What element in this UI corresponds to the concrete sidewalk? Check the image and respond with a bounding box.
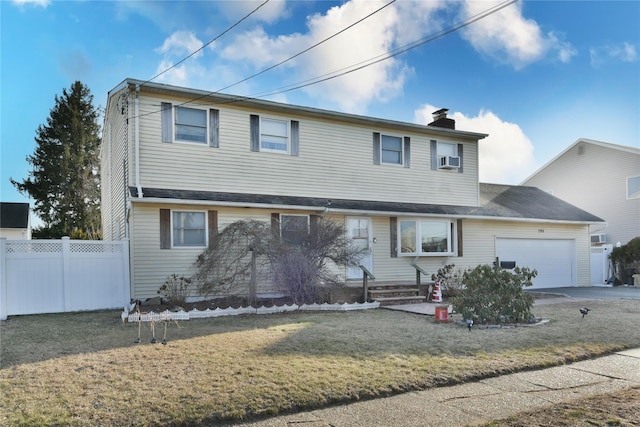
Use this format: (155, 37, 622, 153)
(230, 348, 640, 427)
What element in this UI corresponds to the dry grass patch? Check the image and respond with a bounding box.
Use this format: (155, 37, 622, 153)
(483, 386, 640, 427)
(1, 299, 639, 426)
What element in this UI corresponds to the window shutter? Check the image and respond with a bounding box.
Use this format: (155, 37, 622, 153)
(250, 114, 260, 152)
(208, 210, 218, 247)
(457, 219, 463, 257)
(403, 137, 411, 168)
(209, 109, 219, 148)
(310, 214, 319, 241)
(430, 140, 438, 170)
(373, 132, 381, 165)
(160, 209, 171, 249)
(291, 120, 299, 156)
(457, 144, 464, 173)
(161, 102, 173, 143)
(389, 217, 398, 258)
(271, 213, 280, 237)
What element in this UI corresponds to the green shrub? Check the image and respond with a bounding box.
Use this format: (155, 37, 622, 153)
(610, 237, 640, 276)
(452, 264, 537, 324)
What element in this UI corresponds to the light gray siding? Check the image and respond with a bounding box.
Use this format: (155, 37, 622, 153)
(135, 93, 480, 207)
(524, 140, 640, 246)
(129, 205, 593, 298)
(101, 87, 132, 241)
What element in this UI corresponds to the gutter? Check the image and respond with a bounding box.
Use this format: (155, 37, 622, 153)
(134, 85, 143, 198)
(128, 196, 601, 225)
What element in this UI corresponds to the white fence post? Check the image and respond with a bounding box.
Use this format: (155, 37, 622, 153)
(61, 236, 71, 312)
(121, 239, 131, 309)
(1, 238, 7, 321)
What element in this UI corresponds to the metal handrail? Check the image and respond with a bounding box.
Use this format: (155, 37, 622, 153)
(359, 264, 376, 302)
(410, 257, 430, 287)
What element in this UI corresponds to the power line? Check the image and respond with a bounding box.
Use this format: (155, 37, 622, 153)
(215, 0, 397, 94)
(250, 0, 518, 99)
(137, 0, 270, 88)
(133, 0, 518, 118)
(135, 0, 396, 118)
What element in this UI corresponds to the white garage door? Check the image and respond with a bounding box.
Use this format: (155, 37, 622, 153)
(496, 238, 576, 289)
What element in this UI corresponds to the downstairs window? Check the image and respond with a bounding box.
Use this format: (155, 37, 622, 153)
(399, 219, 456, 256)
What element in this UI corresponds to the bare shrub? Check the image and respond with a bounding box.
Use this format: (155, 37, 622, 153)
(431, 264, 467, 297)
(193, 220, 271, 305)
(157, 274, 192, 307)
(193, 217, 367, 305)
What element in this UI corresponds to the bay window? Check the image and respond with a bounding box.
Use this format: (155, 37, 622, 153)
(399, 219, 456, 256)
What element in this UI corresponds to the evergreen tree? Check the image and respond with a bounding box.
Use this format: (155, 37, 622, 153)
(11, 81, 102, 239)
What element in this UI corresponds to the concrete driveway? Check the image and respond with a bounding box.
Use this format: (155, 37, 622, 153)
(528, 286, 640, 300)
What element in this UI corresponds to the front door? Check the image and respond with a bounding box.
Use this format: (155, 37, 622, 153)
(346, 217, 373, 279)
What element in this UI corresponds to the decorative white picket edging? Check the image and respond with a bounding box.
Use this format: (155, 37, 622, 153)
(122, 301, 380, 323)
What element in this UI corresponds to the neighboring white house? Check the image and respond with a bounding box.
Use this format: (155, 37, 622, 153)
(0, 202, 31, 240)
(101, 79, 604, 298)
(522, 139, 640, 247)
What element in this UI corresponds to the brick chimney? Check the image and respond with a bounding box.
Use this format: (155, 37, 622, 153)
(428, 108, 455, 129)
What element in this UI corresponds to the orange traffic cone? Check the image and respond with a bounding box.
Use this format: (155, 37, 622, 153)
(432, 281, 442, 303)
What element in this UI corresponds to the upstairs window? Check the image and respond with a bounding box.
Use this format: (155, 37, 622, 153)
(381, 135, 403, 165)
(161, 102, 219, 147)
(399, 219, 456, 256)
(431, 140, 463, 172)
(250, 115, 300, 156)
(175, 106, 207, 143)
(627, 175, 640, 199)
(373, 132, 410, 167)
(261, 117, 289, 153)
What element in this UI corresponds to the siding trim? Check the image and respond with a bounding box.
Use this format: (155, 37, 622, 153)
(271, 212, 280, 237)
(208, 210, 218, 247)
(209, 109, 220, 148)
(457, 219, 463, 256)
(403, 137, 411, 168)
(373, 132, 381, 165)
(430, 140, 438, 170)
(160, 209, 171, 249)
(291, 120, 300, 156)
(390, 216, 398, 257)
(250, 114, 260, 152)
(161, 102, 173, 143)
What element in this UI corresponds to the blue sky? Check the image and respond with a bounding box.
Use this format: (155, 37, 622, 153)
(2, 0, 639, 221)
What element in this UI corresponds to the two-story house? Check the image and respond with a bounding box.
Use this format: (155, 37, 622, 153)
(101, 79, 603, 299)
(522, 139, 640, 247)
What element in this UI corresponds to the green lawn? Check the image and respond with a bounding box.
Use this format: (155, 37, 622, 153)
(1, 299, 638, 426)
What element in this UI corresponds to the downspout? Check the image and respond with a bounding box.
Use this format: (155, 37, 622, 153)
(134, 85, 143, 198)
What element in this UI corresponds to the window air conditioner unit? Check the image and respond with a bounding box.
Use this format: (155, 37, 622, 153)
(590, 233, 606, 244)
(439, 155, 460, 169)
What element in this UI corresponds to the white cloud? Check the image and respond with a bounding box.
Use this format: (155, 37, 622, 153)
(591, 42, 638, 67)
(154, 31, 207, 84)
(156, 31, 205, 60)
(215, 0, 288, 25)
(415, 105, 538, 184)
(218, 1, 454, 113)
(459, 0, 575, 69)
(12, 0, 49, 8)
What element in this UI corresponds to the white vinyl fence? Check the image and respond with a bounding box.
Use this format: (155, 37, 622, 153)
(0, 237, 130, 320)
(590, 244, 613, 286)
